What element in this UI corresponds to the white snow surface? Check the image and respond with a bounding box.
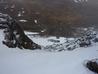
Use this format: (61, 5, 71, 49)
(19, 19, 27, 22)
(0, 30, 98, 74)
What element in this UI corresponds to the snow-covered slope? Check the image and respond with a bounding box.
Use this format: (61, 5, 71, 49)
(0, 30, 98, 74)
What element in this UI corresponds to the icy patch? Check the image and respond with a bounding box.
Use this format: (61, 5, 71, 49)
(19, 20, 27, 22)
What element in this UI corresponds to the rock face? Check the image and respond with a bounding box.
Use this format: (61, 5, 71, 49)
(86, 59, 98, 73)
(0, 13, 41, 49)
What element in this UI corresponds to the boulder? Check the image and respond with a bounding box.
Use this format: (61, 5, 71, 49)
(86, 61, 98, 73)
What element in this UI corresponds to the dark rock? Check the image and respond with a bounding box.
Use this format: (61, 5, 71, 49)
(93, 38, 98, 43)
(0, 14, 41, 50)
(86, 61, 98, 73)
(79, 41, 91, 47)
(48, 39, 60, 43)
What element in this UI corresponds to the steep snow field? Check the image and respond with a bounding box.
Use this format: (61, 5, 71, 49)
(0, 30, 98, 74)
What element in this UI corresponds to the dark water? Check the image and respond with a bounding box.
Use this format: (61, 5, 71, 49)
(0, 0, 98, 37)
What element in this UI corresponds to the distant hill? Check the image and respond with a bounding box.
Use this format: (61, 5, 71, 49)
(0, 0, 98, 37)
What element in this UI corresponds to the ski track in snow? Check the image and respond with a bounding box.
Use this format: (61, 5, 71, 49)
(0, 30, 98, 74)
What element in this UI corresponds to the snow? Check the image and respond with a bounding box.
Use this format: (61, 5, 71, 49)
(18, 12, 22, 17)
(41, 29, 46, 33)
(19, 20, 27, 22)
(22, 11, 25, 14)
(34, 20, 38, 24)
(0, 18, 7, 22)
(25, 31, 39, 35)
(74, 0, 88, 3)
(0, 30, 98, 74)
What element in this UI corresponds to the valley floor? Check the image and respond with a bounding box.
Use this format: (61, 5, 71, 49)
(0, 30, 98, 74)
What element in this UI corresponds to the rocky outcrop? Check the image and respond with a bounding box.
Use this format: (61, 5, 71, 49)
(44, 27, 98, 51)
(0, 13, 41, 50)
